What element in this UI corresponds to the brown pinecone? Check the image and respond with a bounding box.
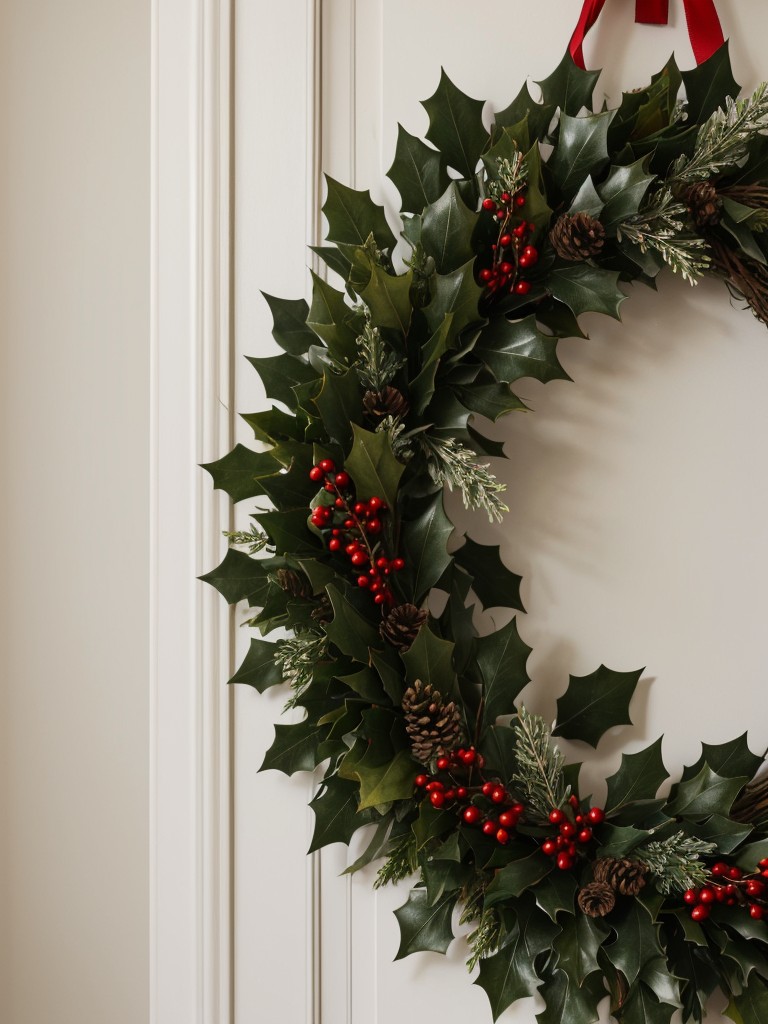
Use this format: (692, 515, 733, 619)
(379, 603, 428, 652)
(276, 568, 311, 599)
(550, 212, 606, 261)
(363, 386, 410, 420)
(685, 181, 722, 228)
(402, 679, 463, 764)
(578, 882, 616, 918)
(593, 857, 648, 896)
(310, 595, 332, 624)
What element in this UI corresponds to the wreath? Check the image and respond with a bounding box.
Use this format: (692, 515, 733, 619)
(203, 6, 768, 1021)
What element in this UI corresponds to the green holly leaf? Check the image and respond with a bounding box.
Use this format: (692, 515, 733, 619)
(664, 765, 748, 820)
(735, 838, 768, 871)
(710, 925, 768, 986)
(258, 446, 316, 510)
(421, 182, 478, 274)
(359, 261, 414, 336)
(671, 939, 718, 1023)
(681, 733, 763, 783)
(690, 813, 753, 854)
(474, 314, 569, 385)
(552, 911, 607, 985)
(247, 351, 318, 410)
(260, 717, 326, 775)
(387, 123, 449, 214)
(411, 802, 454, 849)
(482, 723, 518, 780)
(322, 174, 396, 250)
(370, 647, 407, 705)
(323, 583, 380, 665)
(726, 975, 768, 1024)
(536, 51, 601, 117)
(567, 175, 604, 217)
(422, 70, 489, 178)
(453, 537, 524, 611)
(254, 508, 320, 556)
(308, 775, 375, 852)
(313, 369, 362, 450)
(394, 887, 456, 959)
(309, 245, 352, 280)
(241, 405, 303, 445)
(337, 666, 389, 705)
(474, 897, 560, 1020)
(228, 637, 283, 691)
(523, 143, 554, 244)
(494, 82, 555, 141)
(604, 737, 669, 813)
(604, 898, 664, 987)
(401, 625, 456, 696)
(200, 548, 271, 605)
(260, 292, 316, 356)
(553, 664, 643, 748)
(454, 382, 528, 420)
(621, 982, 677, 1024)
(476, 617, 532, 733)
(681, 41, 740, 122)
(536, 968, 605, 1024)
(548, 110, 614, 201)
(484, 853, 553, 905)
(598, 158, 656, 231)
(424, 260, 485, 343)
(423, 859, 473, 906)
(345, 424, 405, 510)
(306, 271, 358, 363)
(483, 122, 530, 178)
(356, 747, 418, 810)
(201, 444, 280, 502)
(532, 871, 578, 922)
(411, 314, 454, 415)
(401, 491, 454, 604)
(548, 265, 626, 320)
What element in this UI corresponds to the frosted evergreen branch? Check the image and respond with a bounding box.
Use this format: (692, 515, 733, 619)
(674, 83, 768, 184)
(488, 151, 528, 203)
(465, 907, 502, 972)
(511, 706, 567, 821)
(636, 831, 717, 895)
(373, 837, 418, 888)
(421, 435, 508, 523)
(276, 630, 328, 705)
(617, 188, 711, 285)
(223, 524, 270, 554)
(355, 308, 405, 392)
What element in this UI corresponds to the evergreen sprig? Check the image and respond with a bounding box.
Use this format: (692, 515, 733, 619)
(222, 524, 270, 554)
(674, 83, 768, 184)
(511, 706, 567, 821)
(374, 837, 418, 889)
(422, 435, 509, 522)
(636, 831, 717, 894)
(355, 310, 404, 392)
(275, 630, 328, 705)
(617, 188, 711, 285)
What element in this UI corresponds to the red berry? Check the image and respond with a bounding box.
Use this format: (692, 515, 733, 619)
(513, 223, 527, 238)
(430, 791, 445, 808)
(375, 557, 388, 570)
(761, 869, 768, 878)
(500, 192, 511, 203)
(351, 552, 367, 567)
(549, 809, 565, 825)
(368, 496, 383, 511)
(500, 261, 513, 275)
(444, 789, 456, 801)
(334, 471, 350, 488)
(523, 245, 538, 259)
(556, 853, 574, 871)
(750, 905, 765, 920)
(369, 581, 381, 594)
(587, 807, 605, 825)
(343, 519, 355, 530)
(425, 781, 443, 791)
(499, 811, 516, 828)
(481, 782, 494, 797)
(456, 787, 468, 800)
(357, 575, 370, 588)
(366, 519, 382, 535)
(577, 828, 593, 844)
(463, 806, 481, 824)
(374, 593, 386, 605)
(691, 905, 710, 922)
(461, 749, 477, 765)
(514, 194, 526, 207)
(715, 887, 728, 903)
(482, 198, 496, 211)
(309, 466, 324, 482)
(518, 254, 532, 268)
(569, 795, 579, 808)
(328, 538, 341, 551)
(352, 502, 366, 515)
(514, 280, 531, 295)
(479, 268, 493, 282)
(759, 858, 768, 869)
(392, 558, 405, 571)
(334, 498, 345, 509)
(699, 887, 716, 905)
(542, 839, 557, 856)
(725, 884, 737, 897)
(414, 775, 428, 787)
(318, 458, 335, 473)
(500, 234, 512, 247)
(747, 880, 766, 897)
(559, 822, 576, 838)
(436, 756, 450, 771)
(345, 543, 358, 555)
(496, 828, 510, 845)
(712, 862, 729, 877)
(491, 787, 506, 804)
(482, 820, 497, 836)
(683, 889, 699, 905)
(728, 867, 743, 880)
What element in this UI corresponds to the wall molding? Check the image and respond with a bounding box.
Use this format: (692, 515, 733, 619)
(150, 2, 233, 1022)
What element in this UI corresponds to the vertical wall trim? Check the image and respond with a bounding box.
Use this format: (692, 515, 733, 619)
(150, 2, 233, 1022)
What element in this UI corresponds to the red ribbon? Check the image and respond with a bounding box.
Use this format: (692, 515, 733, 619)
(568, 0, 724, 69)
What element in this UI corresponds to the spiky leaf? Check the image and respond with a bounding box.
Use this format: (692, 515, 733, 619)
(322, 175, 396, 250)
(453, 537, 524, 611)
(421, 182, 478, 274)
(260, 718, 326, 775)
(422, 70, 489, 178)
(664, 765, 748, 820)
(229, 638, 283, 691)
(548, 110, 614, 200)
(261, 292, 315, 355)
(387, 123, 449, 213)
(554, 664, 643, 748)
(474, 314, 569, 384)
(345, 424, 405, 510)
(476, 617, 532, 732)
(394, 888, 456, 959)
(681, 41, 739, 122)
(605, 737, 669, 812)
(536, 51, 601, 116)
(401, 491, 454, 604)
(548, 265, 626, 320)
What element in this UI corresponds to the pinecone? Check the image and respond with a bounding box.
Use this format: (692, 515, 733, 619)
(276, 568, 311, 599)
(402, 680, 463, 764)
(593, 857, 648, 896)
(363, 386, 410, 420)
(578, 882, 616, 918)
(379, 603, 428, 652)
(550, 212, 606, 261)
(685, 181, 722, 228)
(311, 595, 332, 624)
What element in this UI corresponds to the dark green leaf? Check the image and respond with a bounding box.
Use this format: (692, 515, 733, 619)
(604, 737, 669, 812)
(322, 174, 396, 250)
(401, 491, 454, 604)
(200, 548, 271, 605)
(260, 717, 326, 775)
(313, 368, 361, 449)
(356, 747, 417, 810)
(710, 925, 768, 986)
(306, 271, 358, 362)
(309, 245, 352, 280)
(553, 911, 607, 986)
(604, 898, 663, 986)
(548, 265, 626, 320)
(536, 51, 601, 117)
(482, 723, 518, 780)
(594, 823, 652, 859)
(484, 852, 553, 905)
(567, 175, 604, 217)
(421, 182, 478, 274)
(548, 110, 614, 200)
(345, 424, 405, 510)
(681, 733, 763, 783)
(681, 41, 739, 122)
(422, 858, 473, 905)
(664, 765, 748, 820)
(422, 70, 489, 178)
(370, 647, 407, 705)
(735, 838, 768, 871)
(401, 625, 456, 696)
(387, 123, 449, 213)
(241, 405, 303, 445)
(534, 871, 578, 921)
(726, 974, 768, 1024)
(247, 352, 318, 410)
(553, 664, 643, 748)
(359, 261, 414, 335)
(474, 314, 569, 384)
(476, 617, 532, 732)
(412, 801, 455, 849)
(308, 775, 375, 852)
(229, 638, 283, 691)
(494, 82, 555, 140)
(524, 144, 554, 245)
(453, 537, 524, 612)
(424, 260, 485, 342)
(394, 887, 456, 959)
(482, 123, 530, 179)
(621, 982, 677, 1024)
(598, 158, 656, 231)
(337, 667, 389, 705)
(255, 508, 320, 556)
(454, 381, 528, 420)
(342, 818, 392, 875)
(201, 444, 280, 502)
(324, 583, 379, 665)
(261, 292, 315, 355)
(691, 813, 752, 854)
(536, 968, 605, 1024)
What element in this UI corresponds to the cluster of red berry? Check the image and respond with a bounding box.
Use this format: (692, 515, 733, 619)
(683, 857, 768, 922)
(308, 458, 404, 605)
(479, 189, 538, 297)
(539, 799, 605, 871)
(413, 748, 525, 846)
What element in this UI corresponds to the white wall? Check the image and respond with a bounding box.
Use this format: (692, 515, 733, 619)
(0, 3, 150, 1023)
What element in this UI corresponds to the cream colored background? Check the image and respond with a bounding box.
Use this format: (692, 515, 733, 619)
(0, 2, 150, 1023)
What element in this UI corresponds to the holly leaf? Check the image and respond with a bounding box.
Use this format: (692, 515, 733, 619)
(474, 897, 560, 1020)
(401, 625, 456, 696)
(401, 491, 454, 604)
(356, 747, 418, 810)
(567, 175, 604, 218)
(312, 369, 362, 450)
(241, 405, 303, 445)
(604, 737, 669, 813)
(681, 733, 763, 783)
(387, 123, 449, 213)
(536, 968, 605, 1024)
(199, 548, 271, 605)
(423, 859, 473, 906)
(322, 175, 396, 250)
(308, 775, 375, 852)
(422, 70, 489, 178)
(547, 110, 614, 201)
(454, 382, 528, 420)
(260, 717, 326, 775)
(621, 983, 677, 1024)
(370, 647, 407, 705)
(306, 271, 358, 362)
(594, 823, 652, 859)
(393, 887, 456, 959)
(484, 853, 553, 905)
(453, 536, 524, 611)
(553, 664, 643, 748)
(604, 898, 664, 987)
(411, 802, 454, 850)
(691, 813, 752, 854)
(323, 584, 380, 665)
(309, 245, 352, 280)
(228, 637, 283, 691)
(201, 444, 280, 502)
(536, 51, 601, 117)
(247, 351, 318, 410)
(424, 260, 485, 342)
(681, 41, 740, 122)
(494, 82, 555, 140)
(664, 765, 748, 821)
(726, 975, 768, 1024)
(548, 265, 626, 320)
(710, 925, 768, 986)
(598, 158, 656, 231)
(345, 424, 405, 510)
(421, 182, 478, 274)
(482, 723, 519, 780)
(255, 508, 320, 556)
(260, 292, 315, 355)
(483, 122, 530, 178)
(474, 314, 569, 384)
(552, 911, 607, 986)
(359, 261, 414, 336)
(476, 617, 532, 733)
(524, 144, 554, 245)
